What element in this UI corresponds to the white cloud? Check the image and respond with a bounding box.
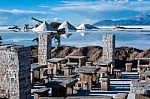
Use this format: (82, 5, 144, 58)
(52, 17, 62, 21)
(83, 18, 98, 24)
(61, 1, 93, 6)
(39, 5, 49, 8)
(138, 0, 143, 1)
(129, 1, 150, 12)
(51, 0, 150, 12)
(51, 3, 125, 11)
(0, 9, 50, 14)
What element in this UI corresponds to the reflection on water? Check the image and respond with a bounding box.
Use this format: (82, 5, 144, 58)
(0, 30, 149, 50)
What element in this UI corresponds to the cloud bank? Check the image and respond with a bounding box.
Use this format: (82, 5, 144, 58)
(0, 0, 150, 25)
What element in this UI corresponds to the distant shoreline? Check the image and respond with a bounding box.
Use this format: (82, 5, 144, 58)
(98, 25, 150, 30)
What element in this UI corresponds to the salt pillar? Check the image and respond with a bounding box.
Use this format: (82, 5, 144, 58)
(115, 93, 128, 99)
(38, 33, 52, 65)
(137, 60, 140, 73)
(101, 77, 110, 91)
(126, 63, 132, 72)
(102, 34, 115, 74)
(79, 59, 82, 67)
(53, 63, 58, 75)
(34, 94, 39, 99)
(64, 66, 73, 76)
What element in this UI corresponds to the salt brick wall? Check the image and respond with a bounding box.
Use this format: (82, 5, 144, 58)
(38, 33, 51, 65)
(102, 34, 115, 64)
(0, 45, 31, 99)
(130, 81, 150, 95)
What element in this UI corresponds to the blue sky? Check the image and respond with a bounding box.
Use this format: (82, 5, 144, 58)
(0, 0, 149, 26)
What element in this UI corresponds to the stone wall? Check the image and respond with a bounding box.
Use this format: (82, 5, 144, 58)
(130, 80, 150, 95)
(0, 45, 31, 99)
(80, 73, 92, 90)
(135, 94, 150, 99)
(102, 34, 115, 64)
(38, 33, 52, 65)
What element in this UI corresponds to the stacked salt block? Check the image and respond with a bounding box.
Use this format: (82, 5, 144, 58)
(0, 45, 31, 99)
(115, 93, 128, 99)
(114, 69, 122, 79)
(38, 33, 52, 65)
(130, 80, 150, 95)
(102, 34, 115, 74)
(125, 63, 132, 72)
(101, 77, 110, 91)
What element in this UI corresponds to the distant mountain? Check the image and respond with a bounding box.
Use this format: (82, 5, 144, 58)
(93, 14, 150, 26)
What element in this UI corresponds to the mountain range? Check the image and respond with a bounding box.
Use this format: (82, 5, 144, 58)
(93, 14, 150, 26)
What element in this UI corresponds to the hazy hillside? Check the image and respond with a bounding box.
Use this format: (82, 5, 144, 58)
(93, 14, 150, 26)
